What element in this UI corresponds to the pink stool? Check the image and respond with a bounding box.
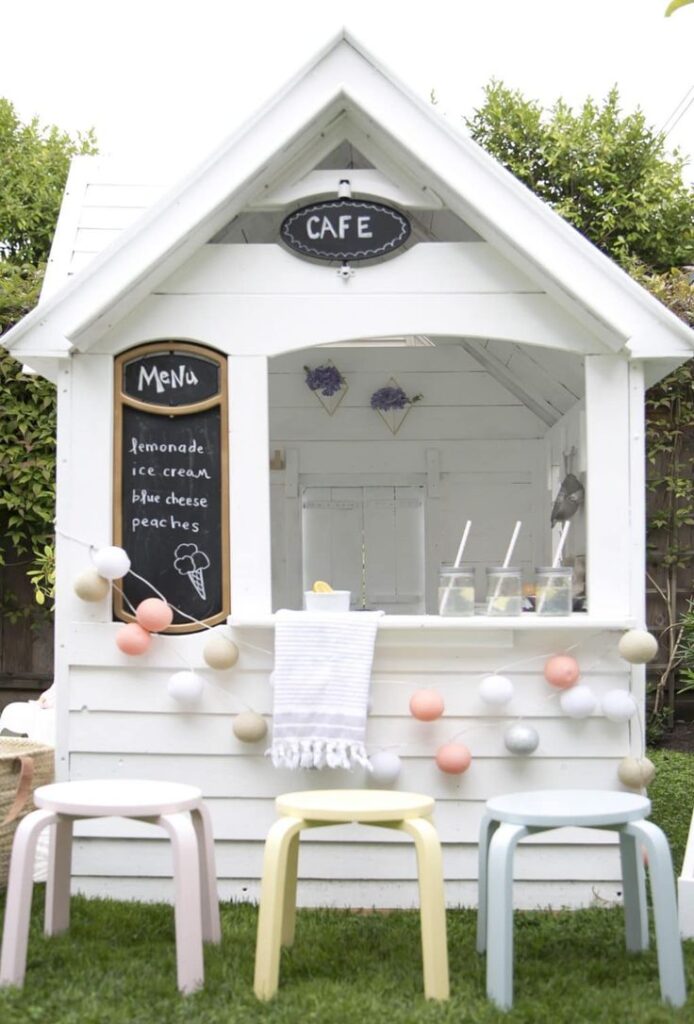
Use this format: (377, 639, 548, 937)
(0, 779, 220, 994)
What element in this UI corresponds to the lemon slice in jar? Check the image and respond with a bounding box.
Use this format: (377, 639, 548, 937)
(312, 580, 334, 593)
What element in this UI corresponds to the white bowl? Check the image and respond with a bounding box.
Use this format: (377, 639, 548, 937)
(304, 590, 351, 612)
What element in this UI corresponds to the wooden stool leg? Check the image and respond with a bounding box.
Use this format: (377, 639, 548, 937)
(191, 802, 221, 943)
(626, 821, 687, 1007)
(400, 817, 450, 1000)
(476, 814, 500, 954)
(618, 828, 649, 952)
(254, 816, 304, 1001)
(158, 812, 204, 995)
(486, 822, 529, 1011)
(281, 830, 301, 948)
(45, 817, 74, 936)
(1, 809, 58, 987)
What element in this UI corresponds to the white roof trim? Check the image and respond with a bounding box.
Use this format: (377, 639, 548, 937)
(3, 30, 693, 364)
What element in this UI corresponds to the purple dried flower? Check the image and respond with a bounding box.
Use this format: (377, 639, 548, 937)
(370, 386, 422, 411)
(304, 364, 345, 397)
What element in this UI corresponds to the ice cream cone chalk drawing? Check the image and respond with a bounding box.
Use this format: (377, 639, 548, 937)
(438, 520, 472, 616)
(485, 520, 522, 615)
(174, 543, 211, 600)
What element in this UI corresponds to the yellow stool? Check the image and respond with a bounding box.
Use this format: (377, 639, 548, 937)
(253, 789, 449, 1001)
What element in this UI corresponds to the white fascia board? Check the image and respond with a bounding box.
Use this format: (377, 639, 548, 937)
(336, 52, 694, 357)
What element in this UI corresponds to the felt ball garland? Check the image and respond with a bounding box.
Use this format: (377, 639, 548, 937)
(369, 750, 402, 786)
(409, 689, 444, 721)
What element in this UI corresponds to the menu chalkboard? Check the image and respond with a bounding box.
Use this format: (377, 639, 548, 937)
(114, 342, 229, 632)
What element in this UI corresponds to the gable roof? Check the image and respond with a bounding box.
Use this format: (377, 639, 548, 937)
(3, 30, 693, 377)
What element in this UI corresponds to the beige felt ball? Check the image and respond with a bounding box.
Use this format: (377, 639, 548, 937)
(203, 632, 240, 670)
(618, 756, 656, 789)
(232, 711, 267, 743)
(617, 630, 659, 665)
(73, 569, 110, 602)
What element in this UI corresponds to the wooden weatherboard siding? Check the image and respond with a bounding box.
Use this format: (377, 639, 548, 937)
(64, 623, 637, 907)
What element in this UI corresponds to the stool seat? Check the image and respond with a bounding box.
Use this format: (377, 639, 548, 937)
(276, 789, 434, 823)
(486, 789, 651, 828)
(1, 778, 220, 995)
(255, 788, 448, 1002)
(35, 779, 203, 817)
(477, 787, 686, 1011)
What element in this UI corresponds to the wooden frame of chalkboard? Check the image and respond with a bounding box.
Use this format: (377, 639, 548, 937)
(113, 341, 230, 633)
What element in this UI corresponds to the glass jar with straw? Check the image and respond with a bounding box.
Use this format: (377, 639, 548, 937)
(535, 521, 573, 616)
(485, 521, 523, 616)
(438, 520, 474, 616)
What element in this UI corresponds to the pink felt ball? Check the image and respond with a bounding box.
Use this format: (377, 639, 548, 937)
(544, 654, 580, 689)
(115, 623, 152, 656)
(409, 689, 445, 721)
(135, 598, 174, 633)
(436, 743, 472, 775)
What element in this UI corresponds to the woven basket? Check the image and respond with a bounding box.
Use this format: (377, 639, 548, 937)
(0, 737, 55, 888)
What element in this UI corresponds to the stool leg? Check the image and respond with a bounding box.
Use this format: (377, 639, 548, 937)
(486, 822, 529, 1012)
(400, 817, 450, 1001)
(1, 810, 57, 987)
(618, 829, 649, 952)
(626, 821, 687, 1007)
(476, 814, 500, 954)
(254, 816, 304, 1001)
(158, 812, 205, 995)
(281, 830, 300, 948)
(45, 817, 74, 936)
(191, 802, 221, 944)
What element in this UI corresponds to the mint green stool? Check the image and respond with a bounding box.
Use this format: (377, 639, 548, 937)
(476, 789, 686, 1011)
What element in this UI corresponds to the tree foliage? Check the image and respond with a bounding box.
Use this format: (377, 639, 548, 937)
(0, 99, 96, 604)
(467, 83, 694, 270)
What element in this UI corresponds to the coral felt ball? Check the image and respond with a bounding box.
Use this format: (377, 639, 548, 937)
(409, 690, 445, 721)
(115, 623, 152, 656)
(232, 711, 267, 742)
(435, 743, 472, 774)
(167, 671, 204, 703)
(135, 598, 174, 633)
(544, 654, 580, 689)
(93, 546, 131, 580)
(203, 633, 240, 670)
(369, 750, 402, 786)
(73, 569, 110, 602)
(617, 630, 659, 665)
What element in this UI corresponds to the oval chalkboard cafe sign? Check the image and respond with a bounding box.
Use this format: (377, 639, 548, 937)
(280, 198, 410, 262)
(114, 342, 230, 632)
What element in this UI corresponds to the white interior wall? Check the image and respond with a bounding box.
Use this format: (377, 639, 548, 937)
(268, 344, 553, 613)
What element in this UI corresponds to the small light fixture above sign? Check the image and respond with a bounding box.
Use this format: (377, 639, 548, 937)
(280, 198, 411, 263)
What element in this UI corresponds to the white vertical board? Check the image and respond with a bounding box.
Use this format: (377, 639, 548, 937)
(584, 356, 631, 617)
(301, 488, 363, 602)
(228, 356, 272, 615)
(363, 487, 425, 612)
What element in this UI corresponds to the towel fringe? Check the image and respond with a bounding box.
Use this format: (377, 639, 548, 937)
(269, 738, 371, 771)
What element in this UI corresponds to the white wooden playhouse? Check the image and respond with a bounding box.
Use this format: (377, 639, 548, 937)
(4, 33, 694, 908)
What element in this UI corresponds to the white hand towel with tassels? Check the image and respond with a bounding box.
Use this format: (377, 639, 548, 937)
(269, 609, 383, 770)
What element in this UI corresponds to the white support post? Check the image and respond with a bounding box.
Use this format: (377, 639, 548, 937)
(228, 356, 272, 615)
(584, 355, 631, 618)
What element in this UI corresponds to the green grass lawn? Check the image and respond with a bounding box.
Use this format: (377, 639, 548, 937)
(0, 751, 692, 1024)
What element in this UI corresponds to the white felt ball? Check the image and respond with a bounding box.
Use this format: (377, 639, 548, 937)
(369, 750, 402, 786)
(559, 684, 598, 719)
(504, 723, 539, 755)
(479, 674, 514, 707)
(617, 630, 659, 665)
(167, 671, 204, 704)
(602, 690, 638, 722)
(93, 546, 131, 580)
(232, 711, 267, 743)
(73, 569, 110, 602)
(202, 633, 240, 670)
(618, 756, 656, 789)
